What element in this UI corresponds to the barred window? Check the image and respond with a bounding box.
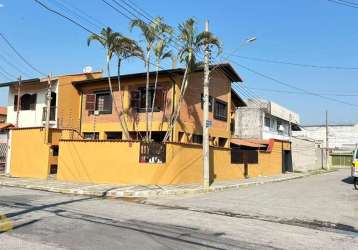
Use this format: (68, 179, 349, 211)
(95, 91, 112, 114)
(214, 99, 227, 121)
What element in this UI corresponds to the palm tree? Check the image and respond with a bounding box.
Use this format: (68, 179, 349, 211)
(148, 21, 173, 141)
(129, 17, 163, 141)
(87, 27, 127, 138)
(163, 18, 222, 142)
(113, 36, 144, 138)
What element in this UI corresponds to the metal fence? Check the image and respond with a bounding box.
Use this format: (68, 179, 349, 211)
(0, 143, 7, 172)
(331, 152, 352, 167)
(139, 142, 166, 164)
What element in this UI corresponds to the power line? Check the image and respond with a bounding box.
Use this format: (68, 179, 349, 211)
(34, 0, 99, 37)
(231, 54, 358, 70)
(0, 65, 16, 80)
(0, 53, 32, 77)
(33, 0, 174, 72)
(0, 32, 46, 76)
(228, 59, 358, 108)
(60, 0, 107, 27)
(50, 0, 103, 30)
(246, 87, 358, 97)
(327, 0, 358, 9)
(126, 0, 154, 20)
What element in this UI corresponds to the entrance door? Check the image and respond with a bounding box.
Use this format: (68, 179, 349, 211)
(282, 150, 293, 173)
(0, 140, 8, 173)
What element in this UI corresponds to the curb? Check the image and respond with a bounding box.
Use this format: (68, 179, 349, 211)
(0, 170, 336, 198)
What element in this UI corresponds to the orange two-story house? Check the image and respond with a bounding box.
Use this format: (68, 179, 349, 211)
(73, 63, 246, 147)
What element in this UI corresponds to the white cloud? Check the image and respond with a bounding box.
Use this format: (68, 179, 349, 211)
(0, 4, 4, 8)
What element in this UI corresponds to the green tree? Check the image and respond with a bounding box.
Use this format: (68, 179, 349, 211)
(113, 36, 143, 138)
(163, 18, 222, 142)
(87, 27, 127, 138)
(148, 20, 173, 141)
(129, 17, 163, 141)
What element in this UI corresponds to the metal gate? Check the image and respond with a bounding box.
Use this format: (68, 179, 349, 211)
(0, 142, 7, 173)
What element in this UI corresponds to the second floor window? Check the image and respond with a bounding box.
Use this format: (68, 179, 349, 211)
(95, 91, 112, 114)
(14, 94, 37, 111)
(131, 87, 165, 112)
(214, 99, 227, 121)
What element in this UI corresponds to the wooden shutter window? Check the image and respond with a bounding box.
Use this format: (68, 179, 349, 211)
(85, 94, 96, 111)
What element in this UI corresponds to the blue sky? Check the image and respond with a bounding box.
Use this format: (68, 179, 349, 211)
(0, 0, 358, 125)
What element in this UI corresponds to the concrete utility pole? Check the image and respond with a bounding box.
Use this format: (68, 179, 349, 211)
(45, 75, 52, 143)
(325, 110, 329, 169)
(203, 19, 210, 188)
(15, 76, 22, 127)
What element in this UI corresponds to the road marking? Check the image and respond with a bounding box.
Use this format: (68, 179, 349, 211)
(0, 213, 13, 232)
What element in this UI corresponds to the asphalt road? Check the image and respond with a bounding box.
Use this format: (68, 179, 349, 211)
(0, 169, 357, 250)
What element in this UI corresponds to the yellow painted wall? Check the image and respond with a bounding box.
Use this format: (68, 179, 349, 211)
(57, 72, 102, 129)
(10, 128, 51, 179)
(57, 141, 203, 185)
(212, 140, 290, 181)
(57, 139, 290, 185)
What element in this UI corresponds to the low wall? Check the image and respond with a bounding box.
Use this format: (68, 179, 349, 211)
(58, 141, 203, 185)
(9, 128, 62, 179)
(10, 128, 50, 179)
(58, 140, 289, 185)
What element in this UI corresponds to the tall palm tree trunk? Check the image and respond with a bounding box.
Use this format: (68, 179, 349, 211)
(145, 50, 150, 141)
(106, 55, 127, 138)
(117, 59, 130, 139)
(163, 67, 189, 142)
(149, 58, 160, 141)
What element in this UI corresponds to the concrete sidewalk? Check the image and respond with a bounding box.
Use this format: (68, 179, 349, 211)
(0, 169, 335, 198)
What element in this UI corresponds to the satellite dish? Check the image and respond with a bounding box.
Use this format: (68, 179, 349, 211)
(83, 66, 93, 73)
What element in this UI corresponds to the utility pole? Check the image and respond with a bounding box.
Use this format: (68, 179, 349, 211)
(203, 19, 210, 188)
(15, 76, 21, 127)
(45, 75, 52, 143)
(325, 110, 329, 169)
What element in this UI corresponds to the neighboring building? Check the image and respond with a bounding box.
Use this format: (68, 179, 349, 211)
(294, 123, 358, 150)
(73, 63, 245, 147)
(234, 99, 300, 141)
(0, 106, 6, 123)
(291, 136, 324, 172)
(0, 71, 102, 129)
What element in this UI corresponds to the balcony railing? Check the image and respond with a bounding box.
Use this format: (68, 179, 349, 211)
(42, 107, 56, 122)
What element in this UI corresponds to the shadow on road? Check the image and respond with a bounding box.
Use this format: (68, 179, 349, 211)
(341, 176, 354, 185)
(0, 196, 279, 250)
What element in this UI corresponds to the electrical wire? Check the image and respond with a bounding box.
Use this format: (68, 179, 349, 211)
(0, 32, 46, 76)
(231, 54, 358, 70)
(228, 59, 358, 108)
(50, 0, 103, 30)
(327, 0, 358, 9)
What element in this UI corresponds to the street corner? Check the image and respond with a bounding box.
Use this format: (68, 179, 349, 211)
(0, 213, 13, 232)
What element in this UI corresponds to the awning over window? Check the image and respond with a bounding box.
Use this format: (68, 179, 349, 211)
(231, 138, 266, 148)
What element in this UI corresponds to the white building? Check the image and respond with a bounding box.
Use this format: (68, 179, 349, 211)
(294, 124, 358, 150)
(234, 99, 300, 141)
(0, 77, 59, 128)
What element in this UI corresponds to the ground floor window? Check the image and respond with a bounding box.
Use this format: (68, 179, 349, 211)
(106, 132, 122, 140)
(192, 134, 203, 144)
(218, 137, 228, 147)
(231, 148, 258, 164)
(83, 132, 99, 140)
